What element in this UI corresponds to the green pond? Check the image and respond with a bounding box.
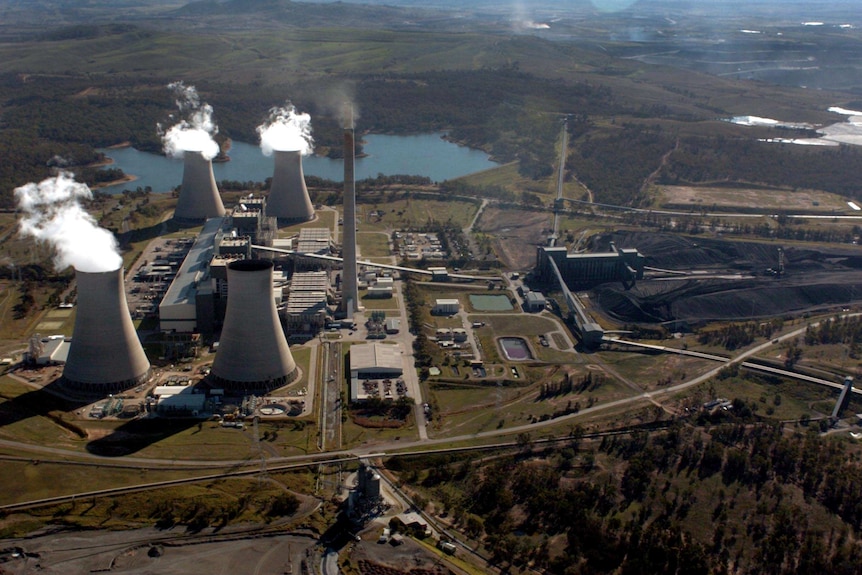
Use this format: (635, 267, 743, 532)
(469, 294, 513, 311)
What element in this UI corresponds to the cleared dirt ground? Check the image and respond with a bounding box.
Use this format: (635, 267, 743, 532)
(0, 527, 317, 574)
(477, 207, 549, 270)
(657, 185, 850, 212)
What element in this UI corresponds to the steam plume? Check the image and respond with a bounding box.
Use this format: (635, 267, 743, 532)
(159, 81, 220, 160)
(15, 172, 122, 273)
(257, 104, 314, 156)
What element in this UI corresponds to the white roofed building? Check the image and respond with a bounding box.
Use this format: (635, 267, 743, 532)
(349, 342, 404, 402)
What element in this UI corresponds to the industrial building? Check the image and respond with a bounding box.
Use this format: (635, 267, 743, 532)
(232, 194, 276, 246)
(160, 194, 290, 337)
(433, 299, 460, 315)
(349, 342, 404, 402)
(284, 270, 330, 334)
(173, 151, 226, 221)
(27, 334, 70, 366)
(266, 149, 315, 222)
(524, 291, 547, 312)
(535, 244, 645, 289)
(535, 248, 605, 347)
(159, 217, 225, 335)
(210, 259, 298, 392)
(153, 384, 207, 416)
(294, 228, 333, 270)
(63, 267, 151, 394)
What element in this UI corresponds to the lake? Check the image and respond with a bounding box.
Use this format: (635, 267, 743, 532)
(98, 133, 498, 194)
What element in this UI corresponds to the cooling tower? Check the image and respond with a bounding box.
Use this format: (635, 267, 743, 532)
(211, 259, 297, 392)
(341, 127, 359, 315)
(63, 267, 151, 394)
(267, 150, 314, 222)
(174, 151, 226, 221)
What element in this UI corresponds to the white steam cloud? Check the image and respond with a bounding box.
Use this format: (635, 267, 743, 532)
(15, 172, 123, 273)
(159, 81, 220, 160)
(257, 104, 314, 156)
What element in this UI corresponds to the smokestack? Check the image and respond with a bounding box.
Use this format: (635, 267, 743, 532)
(174, 151, 226, 221)
(266, 149, 314, 222)
(341, 121, 359, 316)
(63, 267, 151, 394)
(211, 259, 297, 392)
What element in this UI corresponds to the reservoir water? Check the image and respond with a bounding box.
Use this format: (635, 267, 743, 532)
(98, 133, 498, 194)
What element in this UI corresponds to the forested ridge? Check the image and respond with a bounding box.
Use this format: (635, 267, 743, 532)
(4, 19, 862, 212)
(394, 421, 862, 574)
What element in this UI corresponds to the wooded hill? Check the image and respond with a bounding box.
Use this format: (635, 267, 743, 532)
(1, 9, 860, 211)
(391, 419, 862, 574)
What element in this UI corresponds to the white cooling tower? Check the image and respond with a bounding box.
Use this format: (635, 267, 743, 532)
(174, 151, 226, 221)
(210, 259, 297, 392)
(267, 150, 314, 222)
(63, 267, 151, 393)
(341, 127, 359, 315)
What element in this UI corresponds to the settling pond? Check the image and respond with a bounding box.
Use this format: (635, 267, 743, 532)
(499, 337, 533, 361)
(469, 294, 513, 311)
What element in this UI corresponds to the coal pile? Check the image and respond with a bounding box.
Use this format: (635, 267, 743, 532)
(591, 232, 862, 324)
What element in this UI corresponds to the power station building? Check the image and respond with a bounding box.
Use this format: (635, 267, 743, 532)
(159, 195, 291, 337)
(284, 270, 330, 335)
(63, 267, 151, 394)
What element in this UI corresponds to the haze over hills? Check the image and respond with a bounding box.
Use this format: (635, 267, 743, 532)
(4, 0, 862, 91)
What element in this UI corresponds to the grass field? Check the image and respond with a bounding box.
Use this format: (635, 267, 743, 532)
(359, 293, 400, 310)
(357, 231, 391, 258)
(357, 196, 480, 232)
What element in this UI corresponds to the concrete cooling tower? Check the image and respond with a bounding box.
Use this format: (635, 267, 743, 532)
(63, 267, 151, 394)
(266, 150, 314, 222)
(174, 151, 226, 221)
(210, 259, 298, 392)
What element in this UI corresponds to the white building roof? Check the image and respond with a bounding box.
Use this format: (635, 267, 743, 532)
(350, 342, 403, 373)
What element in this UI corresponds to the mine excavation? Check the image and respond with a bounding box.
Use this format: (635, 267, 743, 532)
(588, 231, 862, 325)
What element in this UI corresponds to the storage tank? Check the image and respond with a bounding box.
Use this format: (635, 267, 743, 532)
(63, 267, 151, 394)
(211, 259, 297, 392)
(174, 151, 226, 221)
(266, 149, 314, 222)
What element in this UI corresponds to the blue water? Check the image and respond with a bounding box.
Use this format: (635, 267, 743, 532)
(98, 133, 498, 194)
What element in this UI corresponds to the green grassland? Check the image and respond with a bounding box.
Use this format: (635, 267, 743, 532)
(356, 231, 391, 258)
(358, 195, 480, 232)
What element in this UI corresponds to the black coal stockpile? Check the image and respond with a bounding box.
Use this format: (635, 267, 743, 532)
(592, 232, 862, 323)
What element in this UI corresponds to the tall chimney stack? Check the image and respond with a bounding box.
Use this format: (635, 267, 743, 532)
(341, 112, 359, 316)
(266, 149, 314, 222)
(174, 151, 226, 221)
(211, 260, 297, 392)
(63, 267, 151, 394)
